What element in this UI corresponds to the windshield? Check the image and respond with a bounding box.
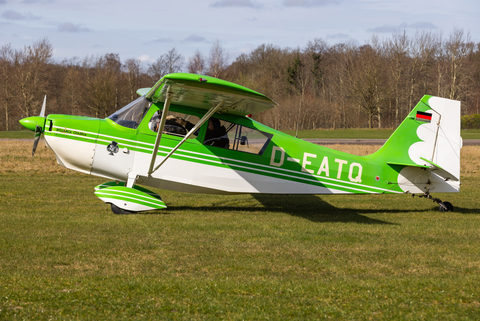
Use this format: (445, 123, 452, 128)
(108, 96, 152, 129)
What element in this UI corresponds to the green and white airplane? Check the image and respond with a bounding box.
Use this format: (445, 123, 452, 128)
(19, 73, 461, 214)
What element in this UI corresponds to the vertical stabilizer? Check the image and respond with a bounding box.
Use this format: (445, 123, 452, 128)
(374, 95, 461, 193)
(410, 96, 461, 180)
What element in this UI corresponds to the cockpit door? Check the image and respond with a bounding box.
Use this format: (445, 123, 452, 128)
(91, 96, 152, 181)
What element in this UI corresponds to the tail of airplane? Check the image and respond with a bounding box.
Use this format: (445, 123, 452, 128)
(371, 95, 462, 194)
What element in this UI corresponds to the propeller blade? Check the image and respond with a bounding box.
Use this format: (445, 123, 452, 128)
(32, 96, 47, 156)
(40, 95, 46, 117)
(32, 125, 42, 156)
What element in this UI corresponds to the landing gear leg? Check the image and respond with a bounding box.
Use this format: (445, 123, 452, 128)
(414, 191, 454, 212)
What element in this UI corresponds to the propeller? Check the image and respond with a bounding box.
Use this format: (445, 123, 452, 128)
(32, 125, 42, 156)
(39, 95, 46, 117)
(18, 95, 47, 156)
(32, 96, 47, 156)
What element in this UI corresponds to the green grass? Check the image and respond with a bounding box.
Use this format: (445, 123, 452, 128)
(459, 129, 480, 139)
(0, 130, 33, 139)
(1, 169, 480, 319)
(3, 129, 480, 139)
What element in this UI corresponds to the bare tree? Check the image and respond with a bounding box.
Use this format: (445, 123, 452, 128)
(0, 44, 14, 131)
(187, 50, 206, 75)
(445, 28, 474, 102)
(13, 38, 53, 118)
(406, 31, 439, 112)
(385, 30, 410, 126)
(122, 58, 143, 101)
(82, 55, 118, 118)
(148, 48, 184, 80)
(286, 50, 310, 134)
(60, 67, 82, 115)
(148, 55, 168, 80)
(164, 48, 184, 74)
(207, 39, 229, 78)
(329, 43, 356, 129)
(304, 38, 329, 96)
(347, 39, 387, 129)
(471, 42, 480, 114)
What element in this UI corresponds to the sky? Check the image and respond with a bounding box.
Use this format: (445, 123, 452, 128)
(1, 0, 479, 65)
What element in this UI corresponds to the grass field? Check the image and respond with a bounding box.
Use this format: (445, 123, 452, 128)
(3, 128, 480, 139)
(1, 141, 480, 320)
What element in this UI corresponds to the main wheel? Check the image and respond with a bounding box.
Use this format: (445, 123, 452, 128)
(110, 203, 136, 215)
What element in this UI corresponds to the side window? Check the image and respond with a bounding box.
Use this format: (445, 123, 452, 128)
(204, 118, 272, 155)
(149, 110, 200, 139)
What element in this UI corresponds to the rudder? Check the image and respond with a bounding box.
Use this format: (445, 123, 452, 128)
(374, 95, 461, 193)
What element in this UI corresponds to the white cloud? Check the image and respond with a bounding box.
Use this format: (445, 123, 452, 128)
(145, 38, 174, 44)
(181, 34, 209, 43)
(367, 24, 396, 33)
(57, 22, 90, 32)
(238, 43, 255, 53)
(367, 22, 437, 33)
(402, 22, 437, 29)
(22, 0, 54, 3)
(138, 54, 154, 62)
(1, 9, 40, 20)
(283, 0, 342, 7)
(1, 10, 24, 20)
(327, 33, 349, 39)
(210, 0, 263, 8)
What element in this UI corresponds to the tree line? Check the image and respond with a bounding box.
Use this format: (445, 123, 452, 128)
(1, 29, 479, 132)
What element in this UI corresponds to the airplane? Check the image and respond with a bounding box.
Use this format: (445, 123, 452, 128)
(19, 73, 462, 214)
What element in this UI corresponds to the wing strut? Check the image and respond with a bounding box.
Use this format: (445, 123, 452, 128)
(148, 100, 225, 177)
(148, 86, 173, 176)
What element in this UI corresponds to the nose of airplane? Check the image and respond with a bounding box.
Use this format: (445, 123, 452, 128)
(19, 116, 46, 132)
(19, 116, 47, 156)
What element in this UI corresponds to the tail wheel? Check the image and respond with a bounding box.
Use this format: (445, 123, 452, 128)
(438, 201, 454, 212)
(443, 201, 454, 212)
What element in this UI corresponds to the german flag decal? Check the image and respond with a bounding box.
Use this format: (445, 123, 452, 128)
(416, 111, 432, 122)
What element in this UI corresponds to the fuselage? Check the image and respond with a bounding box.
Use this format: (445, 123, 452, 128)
(42, 100, 412, 196)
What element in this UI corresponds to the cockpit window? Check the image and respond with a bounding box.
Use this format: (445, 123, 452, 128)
(108, 96, 152, 129)
(149, 110, 200, 139)
(204, 119, 273, 155)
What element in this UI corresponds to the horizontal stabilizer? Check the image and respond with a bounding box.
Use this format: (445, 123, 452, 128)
(387, 161, 429, 169)
(419, 157, 459, 181)
(387, 159, 459, 182)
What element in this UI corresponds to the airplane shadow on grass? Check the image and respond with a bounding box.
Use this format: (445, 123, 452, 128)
(252, 194, 399, 225)
(152, 194, 415, 225)
(250, 196, 479, 221)
(448, 207, 480, 214)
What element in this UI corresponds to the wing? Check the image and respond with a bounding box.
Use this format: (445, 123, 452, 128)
(138, 73, 277, 116)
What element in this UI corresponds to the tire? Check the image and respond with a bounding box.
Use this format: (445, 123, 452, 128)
(110, 203, 135, 215)
(443, 201, 454, 212)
